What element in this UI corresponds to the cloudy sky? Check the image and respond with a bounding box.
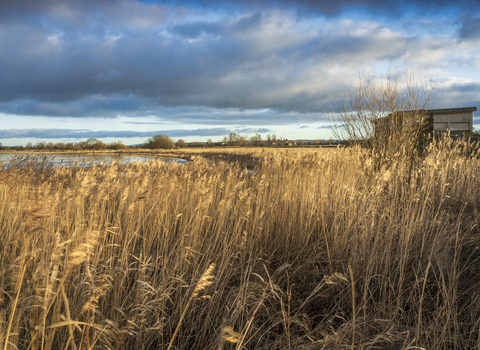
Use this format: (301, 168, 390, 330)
(1, 0, 479, 146)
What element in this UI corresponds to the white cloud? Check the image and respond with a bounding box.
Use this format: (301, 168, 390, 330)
(0, 0, 477, 144)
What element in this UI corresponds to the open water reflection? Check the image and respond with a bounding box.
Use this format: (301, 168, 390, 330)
(0, 153, 187, 167)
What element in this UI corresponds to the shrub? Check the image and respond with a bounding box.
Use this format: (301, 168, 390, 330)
(146, 134, 175, 149)
(109, 141, 129, 150)
(176, 139, 187, 148)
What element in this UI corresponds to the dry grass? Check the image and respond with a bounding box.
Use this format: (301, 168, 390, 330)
(1, 138, 480, 349)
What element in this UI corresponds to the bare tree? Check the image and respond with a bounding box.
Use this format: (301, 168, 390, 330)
(249, 133, 264, 147)
(328, 69, 435, 167)
(222, 133, 248, 147)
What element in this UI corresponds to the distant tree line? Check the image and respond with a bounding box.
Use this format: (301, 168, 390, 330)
(218, 133, 339, 147)
(0, 138, 129, 151)
(219, 133, 284, 147)
(30, 138, 128, 150)
(0, 134, 340, 151)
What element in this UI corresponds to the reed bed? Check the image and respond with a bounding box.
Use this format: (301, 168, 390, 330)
(1, 138, 480, 349)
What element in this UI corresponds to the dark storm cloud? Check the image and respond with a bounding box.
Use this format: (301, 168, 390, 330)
(171, 21, 222, 39)
(165, 0, 480, 16)
(139, 108, 326, 125)
(434, 82, 480, 110)
(302, 0, 479, 15)
(234, 127, 271, 133)
(440, 82, 480, 94)
(170, 12, 263, 39)
(0, 127, 248, 139)
(3, 0, 475, 20)
(0, 96, 143, 117)
(0, 12, 402, 117)
(0, 0, 477, 125)
(457, 13, 480, 41)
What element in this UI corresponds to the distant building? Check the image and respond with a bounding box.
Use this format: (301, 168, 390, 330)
(373, 107, 477, 137)
(430, 107, 476, 134)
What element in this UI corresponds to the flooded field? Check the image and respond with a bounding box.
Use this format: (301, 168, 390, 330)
(0, 153, 188, 167)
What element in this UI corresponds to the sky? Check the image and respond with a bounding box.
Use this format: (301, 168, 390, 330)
(1, 0, 479, 146)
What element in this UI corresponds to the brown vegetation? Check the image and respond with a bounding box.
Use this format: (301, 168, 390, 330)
(329, 70, 435, 169)
(1, 137, 480, 349)
(145, 134, 176, 149)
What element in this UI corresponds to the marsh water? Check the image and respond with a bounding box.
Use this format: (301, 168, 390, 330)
(0, 153, 187, 167)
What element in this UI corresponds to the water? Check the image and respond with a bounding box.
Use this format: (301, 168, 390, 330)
(0, 153, 188, 167)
